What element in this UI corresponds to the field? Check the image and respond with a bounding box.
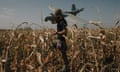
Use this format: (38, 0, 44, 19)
(0, 25, 120, 72)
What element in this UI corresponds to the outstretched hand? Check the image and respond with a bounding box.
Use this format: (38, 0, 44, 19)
(51, 30, 57, 36)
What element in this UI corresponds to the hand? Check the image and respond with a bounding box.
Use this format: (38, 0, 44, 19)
(52, 31, 57, 36)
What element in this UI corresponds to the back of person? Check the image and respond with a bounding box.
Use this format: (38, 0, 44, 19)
(56, 16, 67, 41)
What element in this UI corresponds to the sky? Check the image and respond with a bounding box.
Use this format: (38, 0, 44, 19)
(0, 0, 120, 29)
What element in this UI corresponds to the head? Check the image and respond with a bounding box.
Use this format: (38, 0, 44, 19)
(55, 9, 64, 20)
(55, 9, 62, 16)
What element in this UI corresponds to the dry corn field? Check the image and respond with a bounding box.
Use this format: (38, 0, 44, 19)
(0, 25, 120, 72)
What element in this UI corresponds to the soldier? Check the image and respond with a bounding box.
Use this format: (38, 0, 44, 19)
(50, 9, 70, 72)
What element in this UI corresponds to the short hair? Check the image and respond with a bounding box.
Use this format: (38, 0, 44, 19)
(55, 9, 62, 16)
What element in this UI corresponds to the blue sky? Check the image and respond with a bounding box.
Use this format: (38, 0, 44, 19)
(0, 0, 120, 29)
